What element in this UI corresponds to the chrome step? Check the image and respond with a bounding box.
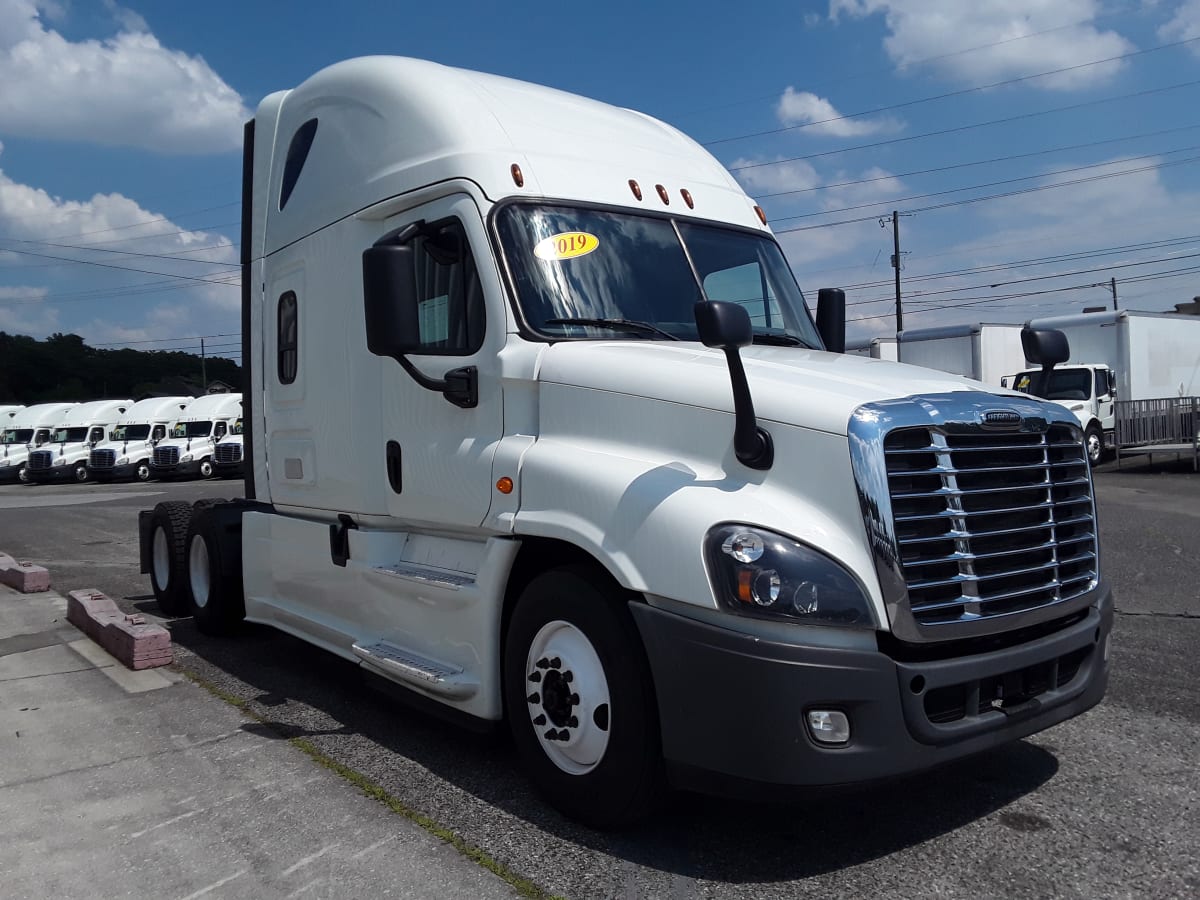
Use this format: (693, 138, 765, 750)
(351, 640, 477, 699)
(372, 563, 475, 590)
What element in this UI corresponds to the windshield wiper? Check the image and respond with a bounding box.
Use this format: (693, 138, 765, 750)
(751, 333, 810, 347)
(544, 317, 681, 341)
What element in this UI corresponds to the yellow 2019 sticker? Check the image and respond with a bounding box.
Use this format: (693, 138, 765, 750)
(533, 232, 599, 261)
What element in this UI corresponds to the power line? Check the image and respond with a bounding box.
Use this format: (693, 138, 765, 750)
(729, 78, 1200, 171)
(91, 332, 240, 348)
(0, 244, 242, 286)
(0, 201, 240, 243)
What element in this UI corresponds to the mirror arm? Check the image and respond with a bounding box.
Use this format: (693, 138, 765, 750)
(394, 356, 478, 409)
(723, 348, 774, 470)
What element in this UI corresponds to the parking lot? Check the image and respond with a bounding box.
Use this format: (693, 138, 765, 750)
(2, 462, 1198, 899)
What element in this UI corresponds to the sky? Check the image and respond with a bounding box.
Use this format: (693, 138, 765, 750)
(1, 0, 1199, 363)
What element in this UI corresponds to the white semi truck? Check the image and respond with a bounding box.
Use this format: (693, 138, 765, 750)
(0, 402, 77, 484)
(0, 405, 24, 420)
(139, 57, 1111, 826)
(149, 393, 242, 480)
(26, 399, 131, 484)
(212, 416, 245, 478)
(87, 396, 192, 482)
(1004, 310, 1200, 465)
(899, 323, 1028, 387)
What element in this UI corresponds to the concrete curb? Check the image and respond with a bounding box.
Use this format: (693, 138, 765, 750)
(0, 551, 50, 592)
(65, 588, 172, 670)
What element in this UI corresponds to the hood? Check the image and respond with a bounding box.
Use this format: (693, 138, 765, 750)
(536, 342, 1016, 435)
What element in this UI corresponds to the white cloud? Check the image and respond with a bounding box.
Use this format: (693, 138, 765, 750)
(0, 0, 249, 153)
(776, 87, 901, 137)
(1159, 0, 1200, 54)
(0, 285, 57, 334)
(830, 0, 1135, 90)
(730, 156, 822, 195)
(819, 166, 906, 211)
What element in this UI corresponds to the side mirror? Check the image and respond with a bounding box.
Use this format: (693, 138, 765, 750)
(694, 300, 751, 349)
(815, 288, 846, 354)
(1020, 327, 1070, 398)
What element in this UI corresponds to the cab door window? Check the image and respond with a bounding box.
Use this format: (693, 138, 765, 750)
(410, 220, 485, 354)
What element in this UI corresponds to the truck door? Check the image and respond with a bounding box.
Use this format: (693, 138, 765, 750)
(372, 194, 505, 529)
(1095, 367, 1115, 431)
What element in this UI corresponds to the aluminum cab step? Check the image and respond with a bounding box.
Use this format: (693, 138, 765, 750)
(351, 640, 478, 699)
(372, 563, 475, 590)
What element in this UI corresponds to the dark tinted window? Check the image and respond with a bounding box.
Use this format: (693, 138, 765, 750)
(279, 118, 318, 211)
(408, 220, 485, 354)
(278, 291, 298, 383)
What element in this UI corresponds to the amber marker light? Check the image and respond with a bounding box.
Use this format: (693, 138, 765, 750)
(655, 184, 670, 204)
(496, 476, 514, 495)
(629, 179, 643, 200)
(681, 188, 694, 209)
(737, 569, 753, 603)
(753, 205, 767, 225)
(511, 164, 524, 187)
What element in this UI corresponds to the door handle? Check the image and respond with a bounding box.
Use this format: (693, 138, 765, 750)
(386, 440, 402, 494)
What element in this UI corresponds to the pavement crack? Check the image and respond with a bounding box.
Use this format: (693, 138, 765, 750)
(1115, 610, 1200, 620)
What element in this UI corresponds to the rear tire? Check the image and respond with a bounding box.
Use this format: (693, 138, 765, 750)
(184, 506, 244, 635)
(1085, 425, 1104, 466)
(504, 564, 662, 828)
(149, 501, 193, 616)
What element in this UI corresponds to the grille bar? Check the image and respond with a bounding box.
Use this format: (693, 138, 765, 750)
(27, 450, 52, 470)
(89, 449, 116, 470)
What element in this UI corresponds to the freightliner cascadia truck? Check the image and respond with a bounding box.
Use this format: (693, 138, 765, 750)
(140, 57, 1111, 827)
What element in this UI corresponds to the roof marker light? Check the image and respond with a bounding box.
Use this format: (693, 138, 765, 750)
(629, 179, 642, 201)
(655, 184, 670, 205)
(681, 189, 694, 209)
(511, 164, 524, 188)
(754, 205, 767, 225)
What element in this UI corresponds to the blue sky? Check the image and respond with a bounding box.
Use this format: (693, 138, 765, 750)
(1, 0, 1199, 361)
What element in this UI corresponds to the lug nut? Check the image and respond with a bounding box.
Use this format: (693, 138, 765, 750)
(527, 692, 540, 704)
(563, 671, 573, 683)
(543, 729, 558, 741)
(533, 714, 546, 726)
(569, 693, 580, 706)
(568, 716, 578, 728)
(528, 671, 541, 683)
(549, 657, 561, 669)
(536, 657, 549, 669)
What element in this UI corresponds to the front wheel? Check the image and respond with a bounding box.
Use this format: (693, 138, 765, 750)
(136, 461, 152, 482)
(73, 461, 88, 483)
(504, 565, 662, 828)
(1085, 425, 1104, 466)
(16, 464, 27, 484)
(198, 458, 214, 479)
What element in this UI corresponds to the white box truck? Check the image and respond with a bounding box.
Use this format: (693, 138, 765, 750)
(1004, 310, 1200, 464)
(25, 399, 131, 484)
(149, 393, 242, 480)
(0, 402, 77, 483)
(87, 396, 192, 482)
(139, 57, 1111, 826)
(212, 416, 244, 478)
(898, 323, 1028, 387)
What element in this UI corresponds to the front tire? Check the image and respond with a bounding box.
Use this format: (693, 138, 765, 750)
(149, 501, 193, 616)
(184, 506, 244, 635)
(504, 565, 662, 828)
(136, 461, 152, 482)
(198, 458, 214, 479)
(1085, 425, 1104, 466)
(73, 461, 88, 483)
(16, 464, 27, 484)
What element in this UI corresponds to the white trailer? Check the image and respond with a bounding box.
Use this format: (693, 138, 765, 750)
(846, 337, 898, 361)
(87, 396, 192, 482)
(138, 57, 1111, 827)
(898, 323, 1027, 387)
(25, 399, 132, 483)
(1005, 309, 1200, 464)
(0, 402, 77, 483)
(149, 393, 241, 480)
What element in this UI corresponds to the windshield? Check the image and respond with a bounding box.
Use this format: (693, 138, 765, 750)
(112, 424, 151, 441)
(1013, 369, 1093, 401)
(173, 421, 212, 438)
(495, 204, 822, 347)
(231, 419, 243, 435)
(2, 428, 33, 444)
(52, 427, 89, 443)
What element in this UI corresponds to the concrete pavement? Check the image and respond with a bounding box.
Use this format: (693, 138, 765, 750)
(0, 583, 522, 900)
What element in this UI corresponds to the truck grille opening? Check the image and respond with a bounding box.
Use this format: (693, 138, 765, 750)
(89, 449, 116, 469)
(215, 443, 242, 464)
(27, 450, 52, 471)
(884, 424, 1098, 628)
(153, 446, 180, 467)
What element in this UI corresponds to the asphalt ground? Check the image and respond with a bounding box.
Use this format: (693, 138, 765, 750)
(1, 460, 1197, 899)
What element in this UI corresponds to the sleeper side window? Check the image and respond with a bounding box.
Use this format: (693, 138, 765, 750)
(279, 119, 318, 211)
(278, 291, 298, 384)
(410, 220, 485, 355)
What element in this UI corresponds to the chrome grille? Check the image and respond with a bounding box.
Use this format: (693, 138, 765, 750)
(884, 423, 1097, 626)
(215, 442, 242, 464)
(89, 448, 116, 470)
(153, 446, 180, 467)
(27, 450, 52, 471)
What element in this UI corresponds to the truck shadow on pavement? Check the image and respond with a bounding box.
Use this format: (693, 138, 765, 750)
(155, 604, 1060, 885)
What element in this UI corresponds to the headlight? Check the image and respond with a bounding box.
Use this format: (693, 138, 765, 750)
(116, 456, 129, 465)
(180, 453, 193, 462)
(53, 457, 67, 466)
(705, 525, 875, 627)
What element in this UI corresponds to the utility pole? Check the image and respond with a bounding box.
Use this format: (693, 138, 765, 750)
(1110, 277, 1118, 311)
(892, 210, 903, 335)
(201, 338, 208, 392)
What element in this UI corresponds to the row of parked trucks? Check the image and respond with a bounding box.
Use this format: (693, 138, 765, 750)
(849, 310, 1200, 464)
(0, 394, 243, 484)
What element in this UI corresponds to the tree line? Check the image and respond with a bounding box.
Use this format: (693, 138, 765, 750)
(0, 332, 242, 403)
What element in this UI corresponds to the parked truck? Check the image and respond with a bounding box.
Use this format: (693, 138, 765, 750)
(845, 336, 898, 361)
(149, 393, 241, 480)
(1004, 309, 1200, 464)
(0, 402, 77, 484)
(87, 396, 192, 482)
(25, 400, 131, 484)
(139, 57, 1111, 827)
(212, 416, 245, 478)
(898, 323, 1027, 387)
(0, 405, 24, 420)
